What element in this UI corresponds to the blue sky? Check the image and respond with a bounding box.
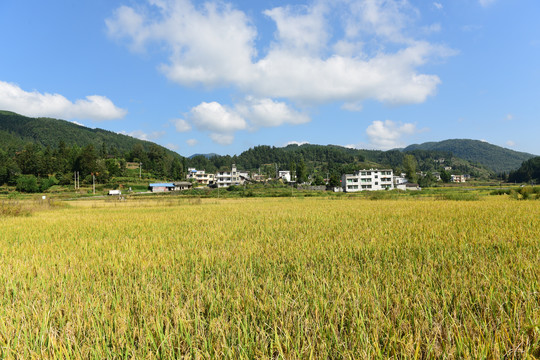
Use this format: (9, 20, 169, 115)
(1, 0, 539, 156)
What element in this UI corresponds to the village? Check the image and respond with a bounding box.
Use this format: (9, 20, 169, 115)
(144, 164, 469, 194)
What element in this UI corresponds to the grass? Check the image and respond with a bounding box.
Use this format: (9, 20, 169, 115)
(0, 197, 538, 358)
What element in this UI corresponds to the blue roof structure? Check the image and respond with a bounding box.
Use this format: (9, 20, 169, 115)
(149, 183, 175, 187)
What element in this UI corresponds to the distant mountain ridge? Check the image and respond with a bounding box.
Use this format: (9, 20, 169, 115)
(0, 110, 181, 159)
(403, 139, 536, 173)
(1, 111, 534, 174)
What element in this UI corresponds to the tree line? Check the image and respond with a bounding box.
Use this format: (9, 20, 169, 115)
(0, 141, 185, 192)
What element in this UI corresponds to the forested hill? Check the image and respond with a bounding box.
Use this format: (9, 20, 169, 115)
(403, 139, 536, 173)
(0, 110, 180, 159)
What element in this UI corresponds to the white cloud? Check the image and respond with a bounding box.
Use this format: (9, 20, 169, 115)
(285, 141, 310, 146)
(365, 120, 421, 150)
(209, 133, 235, 146)
(433, 2, 443, 10)
(263, 3, 329, 56)
(506, 140, 515, 147)
(70, 120, 85, 127)
(479, 0, 496, 7)
(166, 143, 179, 151)
(120, 130, 165, 141)
(188, 101, 246, 145)
(0, 80, 126, 121)
(186, 138, 198, 146)
(190, 101, 247, 134)
(505, 114, 514, 121)
(185, 99, 308, 144)
(236, 97, 310, 128)
(342, 102, 363, 112)
(174, 118, 192, 132)
(107, 0, 454, 107)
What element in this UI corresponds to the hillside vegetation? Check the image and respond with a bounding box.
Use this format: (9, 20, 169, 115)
(1, 111, 535, 191)
(404, 139, 536, 173)
(0, 111, 179, 159)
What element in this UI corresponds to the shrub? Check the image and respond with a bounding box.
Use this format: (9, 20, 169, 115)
(16, 175, 39, 193)
(40, 176, 59, 192)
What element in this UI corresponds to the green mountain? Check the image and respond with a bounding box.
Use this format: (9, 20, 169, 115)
(0, 110, 180, 158)
(508, 157, 540, 183)
(403, 139, 536, 173)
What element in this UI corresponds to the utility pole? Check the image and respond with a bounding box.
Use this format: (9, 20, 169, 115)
(93, 174, 95, 195)
(139, 163, 142, 179)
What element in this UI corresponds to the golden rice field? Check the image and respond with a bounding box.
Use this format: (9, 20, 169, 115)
(0, 196, 539, 359)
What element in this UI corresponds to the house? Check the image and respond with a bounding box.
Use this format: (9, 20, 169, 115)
(342, 169, 394, 192)
(451, 174, 466, 183)
(186, 168, 215, 185)
(251, 173, 267, 182)
(216, 164, 244, 188)
(278, 170, 291, 182)
(173, 182, 193, 190)
(149, 182, 192, 192)
(149, 183, 175, 192)
(108, 189, 122, 195)
(393, 176, 408, 185)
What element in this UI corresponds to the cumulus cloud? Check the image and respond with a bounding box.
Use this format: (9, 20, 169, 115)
(180, 99, 308, 145)
(190, 101, 247, 134)
(433, 2, 443, 10)
(186, 138, 198, 146)
(0, 80, 126, 121)
(107, 0, 454, 107)
(186, 101, 246, 145)
(209, 133, 235, 146)
(119, 130, 165, 141)
(174, 118, 192, 132)
(236, 97, 310, 128)
(365, 120, 421, 150)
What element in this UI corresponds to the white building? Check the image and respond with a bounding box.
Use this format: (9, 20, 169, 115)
(278, 170, 291, 182)
(216, 164, 244, 188)
(451, 174, 466, 183)
(342, 169, 394, 192)
(393, 176, 408, 185)
(186, 168, 215, 185)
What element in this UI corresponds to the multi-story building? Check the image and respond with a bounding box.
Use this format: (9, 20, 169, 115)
(186, 168, 215, 185)
(451, 174, 466, 183)
(342, 169, 394, 192)
(278, 170, 291, 182)
(216, 164, 244, 188)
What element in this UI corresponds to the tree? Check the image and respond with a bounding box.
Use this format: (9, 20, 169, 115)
(296, 158, 307, 184)
(403, 154, 418, 183)
(289, 161, 296, 181)
(170, 157, 183, 180)
(440, 170, 451, 183)
(16, 143, 42, 176)
(16, 175, 39, 193)
(313, 174, 325, 186)
(78, 145, 98, 177)
(328, 173, 341, 188)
